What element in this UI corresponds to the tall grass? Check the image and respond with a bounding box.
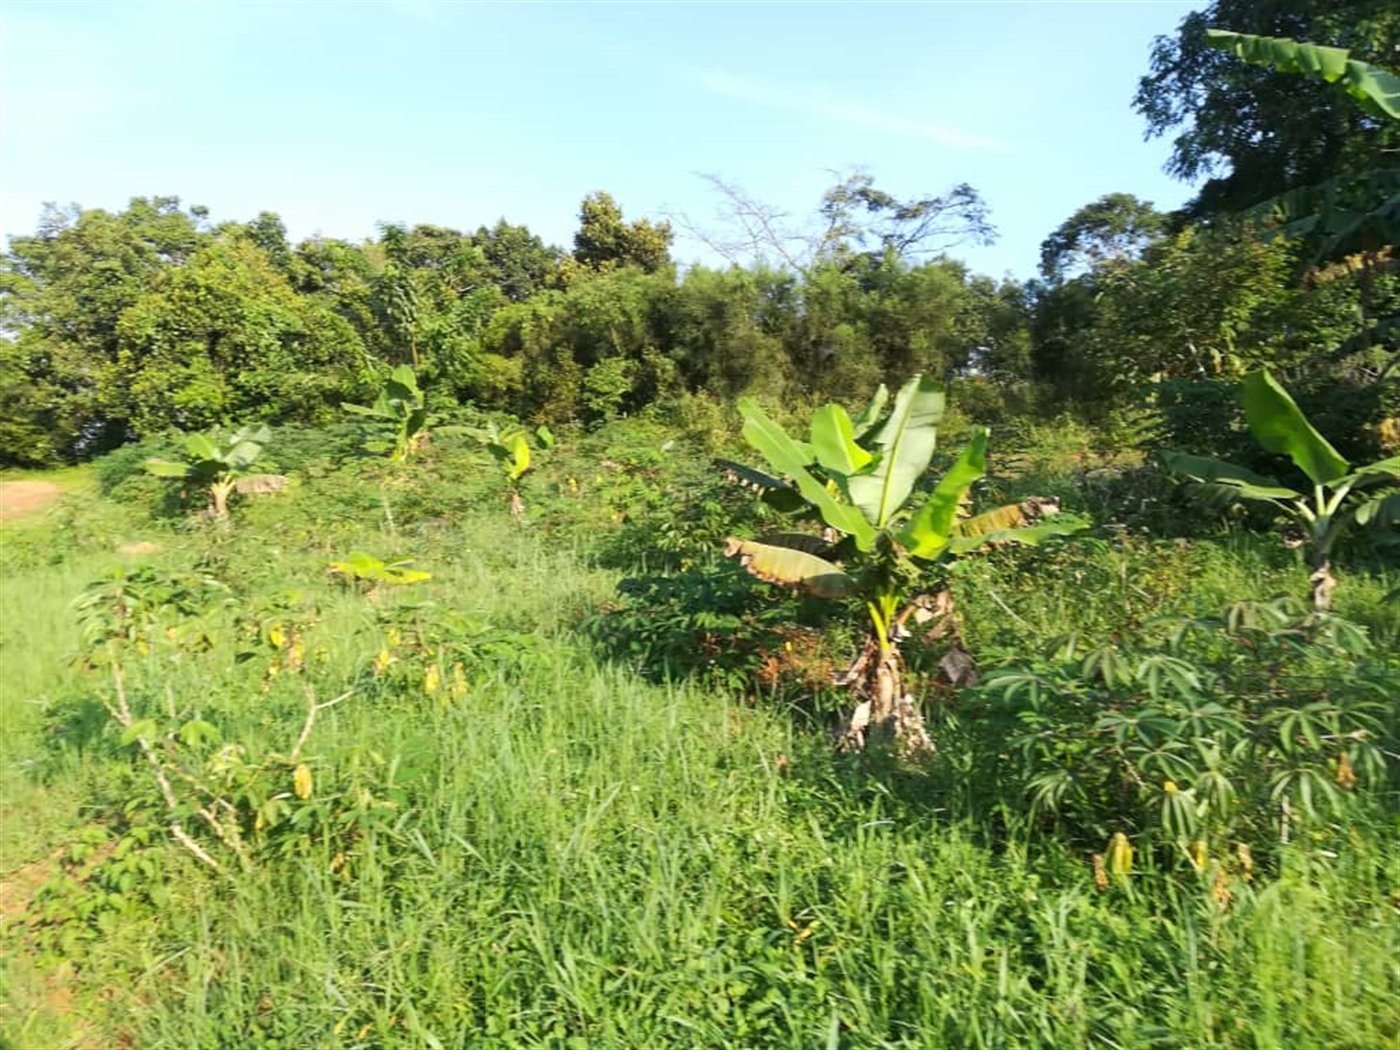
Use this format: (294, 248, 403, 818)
(1, 429, 1396, 1048)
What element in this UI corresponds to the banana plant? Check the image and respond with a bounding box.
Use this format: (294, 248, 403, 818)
(1164, 369, 1399, 611)
(343, 365, 430, 463)
(145, 425, 271, 519)
(467, 422, 554, 516)
(722, 375, 1086, 754)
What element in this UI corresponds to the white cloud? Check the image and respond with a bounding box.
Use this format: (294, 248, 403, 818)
(697, 69, 1000, 150)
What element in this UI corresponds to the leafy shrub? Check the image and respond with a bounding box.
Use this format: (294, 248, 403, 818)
(967, 596, 1397, 865)
(94, 435, 180, 499)
(579, 562, 847, 709)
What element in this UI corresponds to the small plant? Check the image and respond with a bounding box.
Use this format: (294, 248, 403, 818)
(328, 551, 433, 596)
(1164, 369, 1399, 609)
(73, 566, 351, 875)
(468, 421, 555, 515)
(144, 424, 272, 518)
(343, 365, 431, 462)
(722, 375, 1086, 754)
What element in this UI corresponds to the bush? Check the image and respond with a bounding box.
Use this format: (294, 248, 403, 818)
(965, 596, 1397, 865)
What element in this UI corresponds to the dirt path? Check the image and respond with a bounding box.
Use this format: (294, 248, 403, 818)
(0, 480, 63, 522)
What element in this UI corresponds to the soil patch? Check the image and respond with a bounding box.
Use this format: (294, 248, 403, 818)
(0, 481, 64, 522)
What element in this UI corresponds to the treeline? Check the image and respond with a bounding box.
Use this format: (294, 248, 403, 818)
(1, 0, 1395, 467)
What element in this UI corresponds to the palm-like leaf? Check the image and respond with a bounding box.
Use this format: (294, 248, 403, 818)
(1242, 370, 1350, 485)
(723, 537, 856, 599)
(847, 375, 945, 529)
(736, 398, 876, 548)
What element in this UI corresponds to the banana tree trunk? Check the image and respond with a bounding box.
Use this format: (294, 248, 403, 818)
(209, 478, 235, 519)
(837, 635, 935, 758)
(1309, 553, 1336, 611)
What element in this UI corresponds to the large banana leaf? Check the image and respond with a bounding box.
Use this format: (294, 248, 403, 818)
(896, 428, 988, 559)
(502, 432, 530, 482)
(1354, 489, 1400, 527)
(342, 402, 394, 420)
(847, 375, 945, 529)
(1161, 451, 1303, 501)
(810, 403, 872, 476)
(737, 399, 876, 549)
(1242, 370, 1350, 485)
(144, 459, 194, 479)
(1342, 455, 1400, 487)
(723, 537, 855, 599)
(1205, 30, 1400, 122)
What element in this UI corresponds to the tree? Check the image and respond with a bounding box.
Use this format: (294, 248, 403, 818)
(110, 235, 364, 435)
(684, 170, 996, 276)
(1038, 193, 1169, 284)
(572, 192, 673, 274)
(722, 376, 1084, 754)
(0, 197, 211, 454)
(1134, 0, 1399, 217)
(471, 220, 563, 302)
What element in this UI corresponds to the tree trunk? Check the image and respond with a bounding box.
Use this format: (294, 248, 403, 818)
(838, 636, 935, 758)
(1309, 554, 1336, 611)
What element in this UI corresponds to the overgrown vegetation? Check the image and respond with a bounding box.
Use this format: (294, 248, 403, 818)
(1, 2, 1397, 1044)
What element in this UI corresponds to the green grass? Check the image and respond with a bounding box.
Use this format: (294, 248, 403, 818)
(1, 429, 1397, 1048)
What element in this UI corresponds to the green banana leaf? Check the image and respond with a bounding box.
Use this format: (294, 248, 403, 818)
(723, 537, 856, 599)
(145, 459, 194, 478)
(1354, 490, 1400, 527)
(1342, 455, 1400, 487)
(1205, 30, 1400, 122)
(847, 374, 945, 529)
(714, 458, 809, 514)
(1161, 450, 1303, 501)
(850, 384, 889, 439)
(342, 402, 394, 420)
(1242, 370, 1350, 485)
(810, 403, 873, 476)
(737, 399, 876, 549)
(897, 428, 988, 559)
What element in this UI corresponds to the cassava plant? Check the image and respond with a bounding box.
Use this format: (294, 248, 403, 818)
(145, 424, 271, 519)
(722, 375, 1086, 755)
(1164, 369, 1399, 610)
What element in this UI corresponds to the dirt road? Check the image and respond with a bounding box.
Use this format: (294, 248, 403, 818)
(0, 481, 63, 522)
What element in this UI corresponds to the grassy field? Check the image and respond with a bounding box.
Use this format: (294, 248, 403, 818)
(1, 420, 1396, 1048)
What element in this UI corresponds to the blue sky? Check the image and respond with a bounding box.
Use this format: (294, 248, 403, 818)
(0, 1, 1203, 280)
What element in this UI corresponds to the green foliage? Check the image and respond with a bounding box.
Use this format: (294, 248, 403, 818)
(342, 364, 430, 462)
(3, 412, 1399, 1048)
(728, 375, 1086, 750)
(144, 424, 272, 518)
(974, 597, 1396, 859)
(572, 191, 674, 274)
(1165, 369, 1400, 608)
(1134, 0, 1399, 217)
(1205, 29, 1400, 122)
(327, 551, 432, 591)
